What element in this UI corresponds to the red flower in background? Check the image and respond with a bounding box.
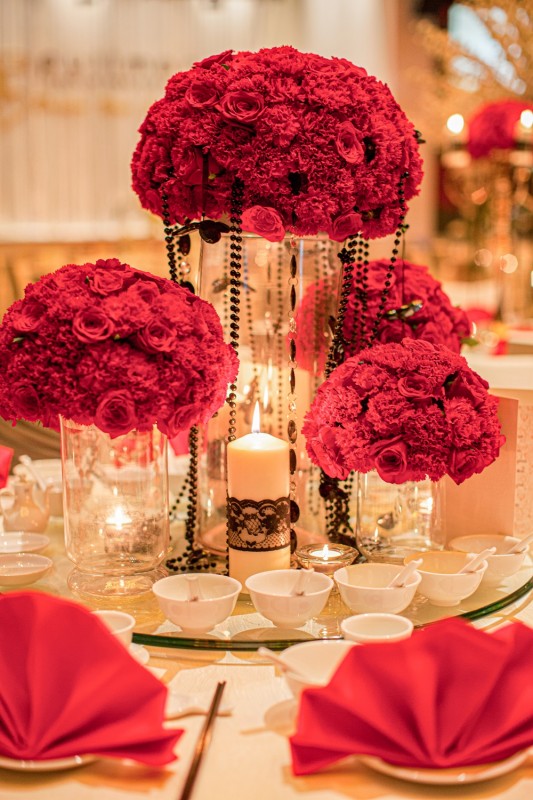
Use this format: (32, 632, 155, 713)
(468, 99, 533, 159)
(302, 339, 504, 485)
(0, 259, 238, 439)
(132, 46, 423, 241)
(295, 259, 471, 373)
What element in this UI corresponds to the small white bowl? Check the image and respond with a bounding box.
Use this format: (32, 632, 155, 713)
(334, 563, 421, 614)
(0, 532, 50, 554)
(341, 613, 414, 643)
(279, 639, 356, 696)
(92, 609, 136, 647)
(448, 535, 527, 585)
(153, 573, 241, 634)
(405, 551, 487, 607)
(245, 569, 333, 628)
(0, 554, 52, 586)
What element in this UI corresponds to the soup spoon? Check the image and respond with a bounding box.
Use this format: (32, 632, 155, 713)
(387, 559, 422, 588)
(457, 547, 496, 574)
(257, 647, 312, 682)
(505, 533, 533, 554)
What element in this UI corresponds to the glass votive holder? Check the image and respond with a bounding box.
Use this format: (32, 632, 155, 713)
(295, 543, 357, 576)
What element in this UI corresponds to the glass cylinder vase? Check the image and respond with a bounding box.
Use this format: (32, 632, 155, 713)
(60, 417, 169, 597)
(194, 233, 341, 554)
(355, 471, 445, 564)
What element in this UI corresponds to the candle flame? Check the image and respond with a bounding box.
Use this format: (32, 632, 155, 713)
(322, 544, 330, 561)
(106, 506, 131, 530)
(252, 401, 261, 433)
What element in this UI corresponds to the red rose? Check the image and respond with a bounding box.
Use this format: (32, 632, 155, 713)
(91, 267, 130, 296)
(127, 280, 160, 305)
(307, 427, 349, 481)
(94, 390, 138, 437)
(370, 436, 411, 483)
(220, 91, 265, 124)
(448, 448, 494, 485)
(195, 50, 234, 70)
(72, 308, 114, 343)
(397, 374, 434, 401)
(336, 121, 364, 164)
(12, 384, 40, 421)
(186, 79, 219, 108)
(242, 206, 286, 242)
(328, 212, 363, 242)
(12, 300, 44, 333)
(135, 318, 177, 353)
(159, 402, 201, 439)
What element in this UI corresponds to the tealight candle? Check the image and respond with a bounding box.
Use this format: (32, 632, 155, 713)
(226, 403, 290, 587)
(296, 542, 357, 575)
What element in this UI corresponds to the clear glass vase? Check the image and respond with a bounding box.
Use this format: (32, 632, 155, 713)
(60, 417, 169, 597)
(355, 471, 445, 563)
(194, 233, 340, 555)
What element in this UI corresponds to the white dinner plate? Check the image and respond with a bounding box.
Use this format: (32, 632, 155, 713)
(0, 533, 50, 554)
(359, 750, 530, 785)
(0, 754, 96, 772)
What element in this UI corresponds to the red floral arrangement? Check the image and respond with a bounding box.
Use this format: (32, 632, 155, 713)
(302, 339, 504, 485)
(296, 259, 471, 372)
(132, 46, 423, 241)
(0, 259, 238, 438)
(468, 99, 533, 159)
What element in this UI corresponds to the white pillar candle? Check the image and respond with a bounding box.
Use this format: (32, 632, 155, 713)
(227, 405, 291, 587)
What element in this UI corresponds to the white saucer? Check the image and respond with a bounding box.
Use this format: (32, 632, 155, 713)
(0, 554, 53, 586)
(263, 699, 298, 736)
(0, 533, 50, 554)
(359, 750, 529, 785)
(129, 643, 150, 665)
(0, 754, 96, 772)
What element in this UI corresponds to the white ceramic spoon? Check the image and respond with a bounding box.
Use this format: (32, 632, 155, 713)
(290, 567, 315, 596)
(185, 574, 203, 601)
(505, 533, 533, 554)
(457, 547, 496, 574)
(257, 647, 312, 682)
(387, 559, 422, 588)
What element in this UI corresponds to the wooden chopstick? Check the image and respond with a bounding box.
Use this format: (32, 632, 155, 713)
(177, 681, 227, 800)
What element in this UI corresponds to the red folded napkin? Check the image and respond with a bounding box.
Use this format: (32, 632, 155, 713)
(0, 592, 183, 765)
(290, 618, 533, 775)
(0, 445, 14, 488)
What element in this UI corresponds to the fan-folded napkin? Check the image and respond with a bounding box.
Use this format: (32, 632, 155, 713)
(0, 445, 13, 488)
(0, 592, 182, 765)
(290, 618, 533, 774)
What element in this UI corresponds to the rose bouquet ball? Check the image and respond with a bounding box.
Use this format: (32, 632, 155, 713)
(0, 259, 238, 438)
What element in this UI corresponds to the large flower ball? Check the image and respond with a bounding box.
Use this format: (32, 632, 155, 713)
(0, 259, 238, 438)
(132, 46, 424, 241)
(295, 259, 471, 373)
(302, 339, 504, 485)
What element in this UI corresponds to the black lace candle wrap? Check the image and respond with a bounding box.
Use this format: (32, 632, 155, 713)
(226, 431, 291, 587)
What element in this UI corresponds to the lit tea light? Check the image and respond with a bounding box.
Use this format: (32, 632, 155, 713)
(296, 542, 357, 575)
(106, 506, 132, 530)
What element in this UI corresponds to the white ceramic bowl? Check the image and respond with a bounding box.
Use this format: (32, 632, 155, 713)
(245, 569, 333, 628)
(341, 613, 414, 643)
(279, 639, 356, 696)
(0, 554, 53, 586)
(405, 551, 487, 606)
(0, 532, 50, 554)
(334, 563, 421, 614)
(448, 534, 527, 585)
(153, 573, 242, 634)
(92, 610, 136, 647)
